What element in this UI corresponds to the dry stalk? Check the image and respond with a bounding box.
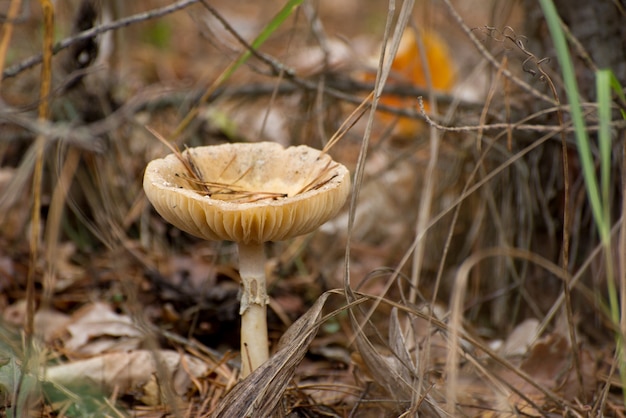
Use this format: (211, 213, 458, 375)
(0, 0, 23, 88)
(176, 173, 288, 203)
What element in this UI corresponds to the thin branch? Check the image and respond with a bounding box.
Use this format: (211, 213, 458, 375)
(2, 0, 201, 79)
(418, 97, 626, 134)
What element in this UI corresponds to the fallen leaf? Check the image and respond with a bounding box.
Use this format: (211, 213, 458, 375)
(495, 332, 597, 414)
(2, 301, 70, 343)
(47, 242, 85, 292)
(45, 349, 208, 406)
(62, 302, 143, 355)
(499, 318, 540, 357)
(349, 299, 445, 417)
(35, 308, 71, 343)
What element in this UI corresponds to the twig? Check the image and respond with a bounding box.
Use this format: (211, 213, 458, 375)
(418, 97, 626, 134)
(439, 0, 556, 106)
(0, 109, 103, 151)
(2, 0, 201, 79)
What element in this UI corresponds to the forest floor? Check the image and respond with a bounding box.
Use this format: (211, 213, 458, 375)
(0, 0, 625, 417)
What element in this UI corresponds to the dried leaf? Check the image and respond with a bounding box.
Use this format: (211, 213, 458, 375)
(496, 332, 597, 414)
(45, 349, 208, 405)
(351, 307, 411, 398)
(499, 318, 540, 357)
(287, 37, 354, 77)
(35, 308, 71, 343)
(46, 242, 85, 292)
(2, 301, 70, 343)
(350, 300, 444, 416)
(211, 292, 330, 417)
(388, 307, 414, 382)
(62, 302, 143, 354)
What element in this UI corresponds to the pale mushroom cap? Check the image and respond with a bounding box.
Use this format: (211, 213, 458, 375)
(143, 142, 350, 245)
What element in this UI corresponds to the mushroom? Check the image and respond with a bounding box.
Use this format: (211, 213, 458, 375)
(143, 141, 350, 377)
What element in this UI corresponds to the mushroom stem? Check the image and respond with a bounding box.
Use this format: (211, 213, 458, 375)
(237, 242, 270, 377)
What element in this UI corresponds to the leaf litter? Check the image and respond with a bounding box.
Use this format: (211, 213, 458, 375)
(0, 0, 624, 416)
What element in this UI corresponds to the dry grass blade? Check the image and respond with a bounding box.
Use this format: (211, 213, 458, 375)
(146, 126, 210, 195)
(388, 308, 413, 382)
(0, 0, 23, 89)
(349, 296, 445, 417)
(26, 0, 54, 340)
(342, 1, 448, 415)
(182, 145, 209, 190)
(209, 292, 330, 417)
(322, 91, 374, 154)
(43, 148, 81, 307)
(447, 247, 576, 413)
(177, 174, 287, 202)
(296, 158, 339, 195)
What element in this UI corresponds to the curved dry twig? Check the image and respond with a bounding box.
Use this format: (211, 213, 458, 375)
(439, 0, 556, 106)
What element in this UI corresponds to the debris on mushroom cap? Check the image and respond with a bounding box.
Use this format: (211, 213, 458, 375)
(143, 142, 351, 245)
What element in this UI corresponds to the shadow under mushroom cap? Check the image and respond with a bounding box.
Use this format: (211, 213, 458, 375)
(143, 142, 351, 245)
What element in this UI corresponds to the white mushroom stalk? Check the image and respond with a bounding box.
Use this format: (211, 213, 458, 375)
(237, 241, 269, 376)
(143, 142, 350, 377)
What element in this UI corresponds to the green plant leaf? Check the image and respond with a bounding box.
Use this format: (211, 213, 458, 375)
(596, 69, 612, 239)
(539, 0, 605, 241)
(173, 0, 304, 139)
(607, 72, 626, 120)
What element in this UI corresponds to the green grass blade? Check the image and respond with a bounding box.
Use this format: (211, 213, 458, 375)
(608, 72, 626, 120)
(219, 0, 303, 84)
(540, 4, 624, 405)
(596, 69, 612, 239)
(538, 0, 606, 242)
(172, 0, 303, 138)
